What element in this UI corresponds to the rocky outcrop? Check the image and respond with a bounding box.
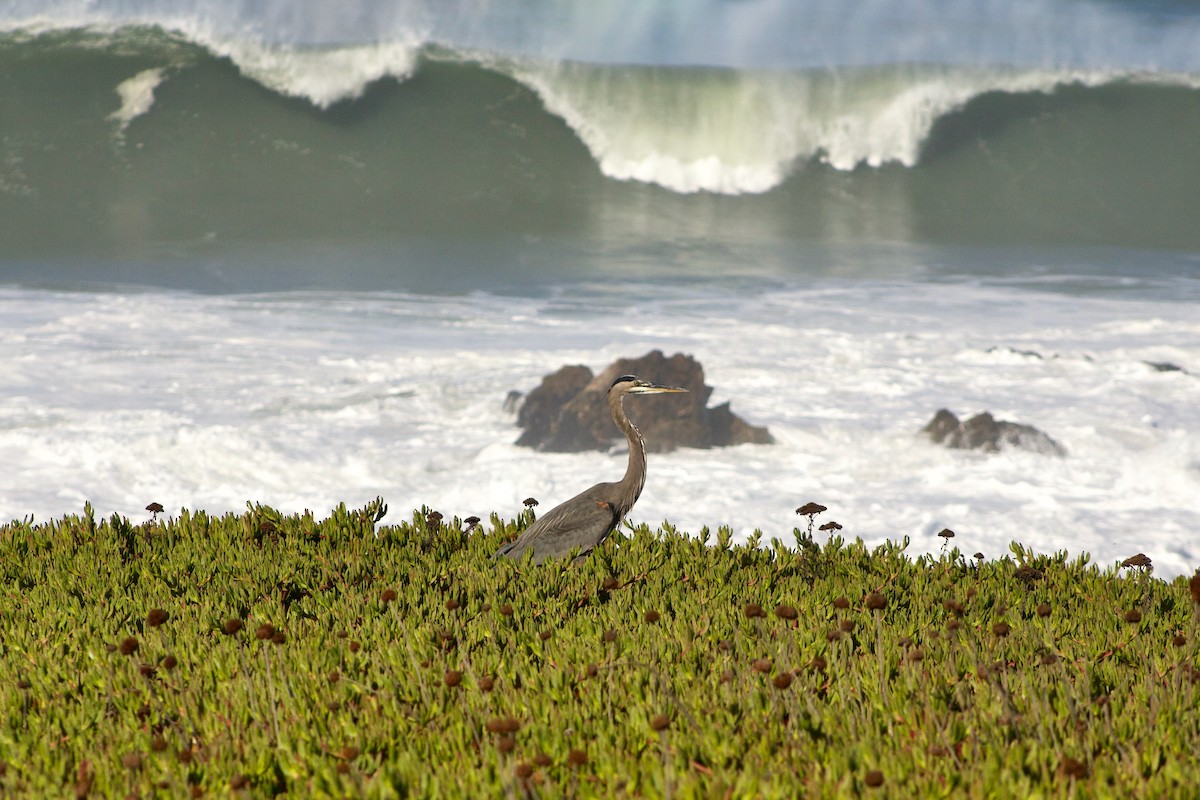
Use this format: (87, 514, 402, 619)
(923, 409, 1066, 457)
(514, 351, 773, 453)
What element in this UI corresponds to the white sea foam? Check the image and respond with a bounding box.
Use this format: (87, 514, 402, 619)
(208, 37, 425, 108)
(108, 67, 166, 134)
(2, 279, 1197, 578)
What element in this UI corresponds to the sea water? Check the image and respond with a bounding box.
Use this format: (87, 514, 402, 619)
(2, 1, 1198, 577)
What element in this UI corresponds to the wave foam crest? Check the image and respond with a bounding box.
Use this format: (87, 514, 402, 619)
(500, 58, 1189, 194)
(210, 37, 425, 108)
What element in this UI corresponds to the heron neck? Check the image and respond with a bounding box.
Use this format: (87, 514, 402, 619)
(611, 393, 647, 509)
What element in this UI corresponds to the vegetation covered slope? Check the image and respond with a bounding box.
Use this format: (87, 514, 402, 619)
(1, 500, 1197, 798)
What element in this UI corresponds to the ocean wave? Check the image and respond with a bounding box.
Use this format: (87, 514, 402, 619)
(492, 55, 1198, 194)
(5, 24, 1200, 193)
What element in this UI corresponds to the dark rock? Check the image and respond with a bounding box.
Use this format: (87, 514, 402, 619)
(514, 351, 773, 452)
(922, 409, 1066, 457)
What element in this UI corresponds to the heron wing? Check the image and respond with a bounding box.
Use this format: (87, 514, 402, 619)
(494, 484, 621, 564)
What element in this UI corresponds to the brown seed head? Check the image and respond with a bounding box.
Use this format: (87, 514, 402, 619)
(533, 753, 552, 768)
(1059, 757, 1089, 780)
(138, 663, 156, 679)
(947, 618, 962, 631)
(992, 621, 1011, 637)
(230, 774, 248, 791)
(444, 670, 463, 688)
(381, 588, 397, 604)
(795, 502, 827, 516)
(839, 619, 856, 633)
(603, 628, 617, 643)
(121, 752, 142, 771)
(146, 608, 169, 627)
(221, 619, 242, 636)
(752, 658, 773, 673)
(864, 770, 884, 788)
(486, 717, 521, 735)
(826, 628, 843, 642)
(496, 736, 516, 754)
(937, 528, 955, 539)
(819, 521, 843, 532)
(339, 745, 360, 760)
(1123, 609, 1142, 624)
(650, 714, 670, 732)
(1172, 633, 1187, 647)
(775, 604, 798, 620)
(585, 663, 599, 679)
(150, 735, 167, 753)
(328, 669, 340, 683)
(145, 502, 164, 514)
(809, 656, 827, 672)
(478, 676, 495, 692)
(772, 672, 794, 690)
(1190, 570, 1200, 604)
(833, 596, 850, 610)
(464, 515, 481, 527)
(1037, 602, 1051, 617)
(523, 497, 539, 508)
(943, 598, 964, 614)
(255, 623, 275, 641)
(444, 598, 460, 611)
(644, 610, 661, 624)
(865, 592, 887, 611)
(515, 762, 534, 780)
(602, 577, 619, 591)
(1121, 553, 1152, 569)
(161, 654, 177, 670)
(720, 669, 734, 683)
(539, 629, 552, 641)
(348, 640, 360, 653)
(499, 603, 514, 617)
(119, 636, 139, 656)
(270, 631, 286, 645)
(744, 603, 766, 619)
(566, 749, 588, 767)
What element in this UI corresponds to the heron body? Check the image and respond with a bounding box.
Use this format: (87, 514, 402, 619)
(495, 375, 687, 564)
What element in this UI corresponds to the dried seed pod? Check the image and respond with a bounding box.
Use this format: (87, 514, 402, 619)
(772, 672, 794, 690)
(118, 637, 139, 656)
(744, 603, 766, 619)
(221, 619, 242, 636)
(444, 670, 463, 688)
(650, 714, 670, 731)
(864, 770, 884, 788)
(146, 608, 169, 627)
(775, 604, 798, 620)
(865, 592, 887, 611)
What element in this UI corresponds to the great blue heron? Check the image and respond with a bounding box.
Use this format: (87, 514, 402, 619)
(495, 374, 688, 564)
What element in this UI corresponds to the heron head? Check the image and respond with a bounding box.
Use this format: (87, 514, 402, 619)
(609, 374, 688, 395)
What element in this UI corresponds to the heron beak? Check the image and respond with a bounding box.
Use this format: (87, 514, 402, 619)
(630, 382, 688, 394)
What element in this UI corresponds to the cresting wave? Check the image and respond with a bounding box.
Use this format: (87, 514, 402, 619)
(6, 26, 1200, 196)
(4, 24, 1200, 281)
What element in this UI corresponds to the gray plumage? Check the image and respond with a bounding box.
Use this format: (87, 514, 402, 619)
(495, 374, 687, 564)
